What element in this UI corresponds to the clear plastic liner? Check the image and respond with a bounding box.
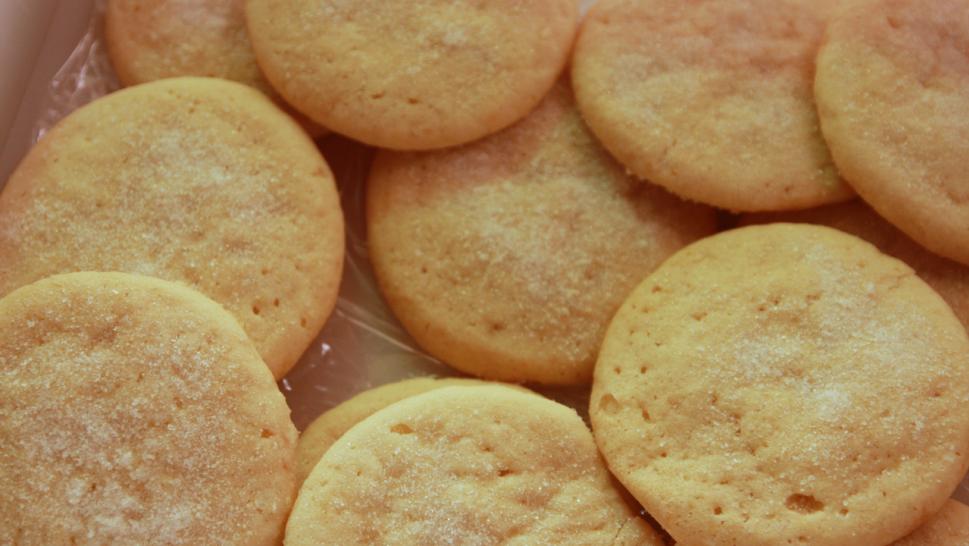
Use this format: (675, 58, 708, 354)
(15, 0, 969, 505)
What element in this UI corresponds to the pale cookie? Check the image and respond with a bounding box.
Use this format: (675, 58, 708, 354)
(0, 77, 345, 380)
(244, 0, 577, 150)
(296, 376, 498, 483)
(592, 224, 969, 546)
(105, 0, 325, 136)
(367, 82, 716, 385)
(106, 0, 271, 93)
(816, 0, 969, 265)
(741, 200, 969, 331)
(0, 272, 297, 545)
(572, 0, 853, 212)
(893, 500, 969, 546)
(286, 385, 664, 545)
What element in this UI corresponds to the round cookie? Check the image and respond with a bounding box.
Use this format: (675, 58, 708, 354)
(0, 272, 297, 545)
(741, 200, 969, 331)
(591, 224, 969, 546)
(815, 0, 969, 265)
(244, 0, 577, 150)
(104, 0, 325, 136)
(106, 0, 272, 93)
(286, 385, 665, 545)
(572, 0, 853, 212)
(893, 500, 969, 546)
(367, 82, 716, 385)
(295, 377, 498, 482)
(0, 77, 345, 380)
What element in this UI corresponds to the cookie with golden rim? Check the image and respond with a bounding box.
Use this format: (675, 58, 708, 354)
(367, 82, 715, 385)
(572, 0, 852, 211)
(286, 385, 664, 545)
(245, 0, 577, 150)
(592, 224, 969, 546)
(815, 0, 969, 265)
(0, 272, 297, 545)
(741, 200, 969, 331)
(0, 77, 344, 380)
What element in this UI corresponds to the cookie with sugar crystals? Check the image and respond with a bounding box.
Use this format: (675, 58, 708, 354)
(592, 224, 969, 546)
(244, 0, 577, 150)
(367, 81, 716, 385)
(741, 200, 969, 331)
(105, 0, 325, 135)
(0, 77, 344, 380)
(572, 0, 852, 211)
(295, 376, 504, 483)
(286, 385, 664, 545)
(0, 272, 297, 545)
(816, 0, 969, 265)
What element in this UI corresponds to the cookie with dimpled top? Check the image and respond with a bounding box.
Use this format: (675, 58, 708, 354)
(0, 272, 297, 545)
(592, 224, 969, 546)
(0, 77, 344, 380)
(286, 385, 665, 545)
(741, 200, 969, 331)
(295, 376, 507, 483)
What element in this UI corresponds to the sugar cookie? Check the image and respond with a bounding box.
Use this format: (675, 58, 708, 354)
(286, 385, 664, 545)
(894, 500, 969, 546)
(0, 78, 344, 380)
(815, 0, 969, 265)
(245, 0, 577, 150)
(0, 272, 297, 545)
(296, 376, 497, 483)
(105, 0, 324, 135)
(741, 200, 969, 331)
(572, 0, 852, 211)
(592, 224, 969, 546)
(106, 0, 270, 93)
(367, 82, 715, 385)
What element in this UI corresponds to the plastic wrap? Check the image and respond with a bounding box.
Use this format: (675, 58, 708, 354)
(13, 0, 969, 505)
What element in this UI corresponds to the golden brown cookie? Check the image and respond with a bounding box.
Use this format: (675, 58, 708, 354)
(0, 77, 344, 380)
(295, 376, 496, 483)
(106, 0, 270, 92)
(286, 385, 665, 545)
(245, 0, 577, 150)
(893, 500, 969, 546)
(0, 272, 297, 545)
(105, 0, 325, 136)
(741, 200, 969, 331)
(572, 0, 852, 211)
(592, 224, 969, 546)
(815, 0, 969, 265)
(367, 82, 716, 385)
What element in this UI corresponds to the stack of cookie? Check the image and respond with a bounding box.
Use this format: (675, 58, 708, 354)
(2, 0, 969, 544)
